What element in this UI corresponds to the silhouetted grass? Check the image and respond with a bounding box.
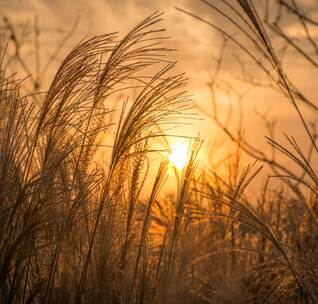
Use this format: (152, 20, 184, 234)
(2, 4, 318, 304)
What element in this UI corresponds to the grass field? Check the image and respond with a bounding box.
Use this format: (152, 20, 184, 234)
(1, 1, 318, 303)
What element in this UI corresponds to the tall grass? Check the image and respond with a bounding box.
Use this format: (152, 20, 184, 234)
(177, 0, 318, 302)
(2, 2, 318, 304)
(0, 13, 196, 303)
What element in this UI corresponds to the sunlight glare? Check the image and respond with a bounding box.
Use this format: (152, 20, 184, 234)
(169, 141, 189, 170)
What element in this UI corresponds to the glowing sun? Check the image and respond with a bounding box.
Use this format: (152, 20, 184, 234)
(168, 141, 189, 170)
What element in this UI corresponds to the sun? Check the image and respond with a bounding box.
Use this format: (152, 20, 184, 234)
(168, 140, 189, 170)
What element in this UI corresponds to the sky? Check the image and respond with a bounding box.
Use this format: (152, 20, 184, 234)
(1, 0, 318, 176)
(0, 0, 219, 139)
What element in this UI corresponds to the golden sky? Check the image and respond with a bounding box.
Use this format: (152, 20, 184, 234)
(1, 0, 318, 173)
